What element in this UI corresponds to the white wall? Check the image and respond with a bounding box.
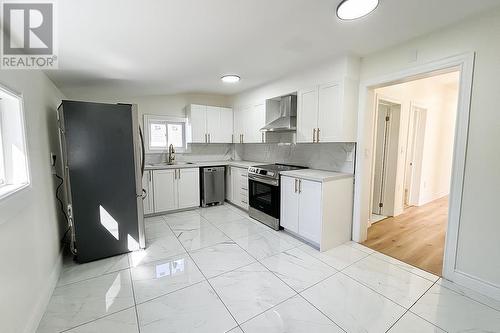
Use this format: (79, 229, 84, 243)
(375, 73, 459, 215)
(0, 72, 65, 333)
(66, 92, 231, 125)
(359, 8, 500, 288)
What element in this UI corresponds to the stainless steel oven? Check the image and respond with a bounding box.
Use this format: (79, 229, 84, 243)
(248, 164, 307, 230)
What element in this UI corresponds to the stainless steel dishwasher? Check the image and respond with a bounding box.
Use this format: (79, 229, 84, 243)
(200, 166, 225, 207)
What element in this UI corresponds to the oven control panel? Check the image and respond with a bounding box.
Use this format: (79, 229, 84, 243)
(249, 167, 275, 177)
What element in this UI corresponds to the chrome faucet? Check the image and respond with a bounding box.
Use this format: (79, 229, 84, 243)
(167, 144, 176, 164)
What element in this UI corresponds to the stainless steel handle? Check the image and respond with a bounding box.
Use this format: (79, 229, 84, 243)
(317, 128, 320, 142)
(261, 132, 264, 143)
(248, 174, 279, 186)
(175, 169, 178, 179)
(313, 128, 316, 143)
(232, 134, 234, 143)
(294, 178, 298, 193)
(205, 133, 207, 143)
(178, 169, 181, 179)
(298, 179, 302, 193)
(149, 171, 152, 182)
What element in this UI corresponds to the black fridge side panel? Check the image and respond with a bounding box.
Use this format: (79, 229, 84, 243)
(61, 100, 140, 263)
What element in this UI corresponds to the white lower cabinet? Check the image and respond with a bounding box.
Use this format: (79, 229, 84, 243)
(280, 175, 353, 251)
(152, 168, 200, 213)
(142, 170, 154, 215)
(228, 166, 248, 209)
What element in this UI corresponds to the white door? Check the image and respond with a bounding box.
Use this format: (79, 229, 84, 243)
(142, 171, 153, 214)
(189, 105, 207, 143)
(153, 169, 177, 212)
(218, 107, 234, 143)
(280, 176, 299, 233)
(205, 106, 219, 143)
(177, 168, 200, 209)
(317, 82, 342, 142)
(298, 179, 322, 244)
(297, 87, 319, 143)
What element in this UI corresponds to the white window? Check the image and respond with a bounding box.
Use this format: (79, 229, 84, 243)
(0, 85, 30, 200)
(144, 115, 187, 152)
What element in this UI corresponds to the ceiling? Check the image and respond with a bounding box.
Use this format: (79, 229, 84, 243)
(48, 0, 500, 98)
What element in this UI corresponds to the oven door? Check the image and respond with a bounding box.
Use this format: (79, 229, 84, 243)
(248, 175, 280, 219)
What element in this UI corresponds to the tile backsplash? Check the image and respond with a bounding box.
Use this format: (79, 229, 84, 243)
(146, 142, 356, 174)
(145, 144, 233, 164)
(234, 143, 356, 173)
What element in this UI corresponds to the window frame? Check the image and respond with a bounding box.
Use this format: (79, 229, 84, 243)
(143, 115, 188, 153)
(0, 83, 31, 202)
(0, 114, 5, 187)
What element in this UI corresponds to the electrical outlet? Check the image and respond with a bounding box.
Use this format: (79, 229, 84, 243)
(50, 153, 57, 174)
(346, 151, 354, 162)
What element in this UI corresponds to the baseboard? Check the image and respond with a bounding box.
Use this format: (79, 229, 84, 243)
(452, 270, 500, 302)
(24, 249, 63, 333)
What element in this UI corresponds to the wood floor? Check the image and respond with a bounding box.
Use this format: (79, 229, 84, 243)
(363, 196, 448, 276)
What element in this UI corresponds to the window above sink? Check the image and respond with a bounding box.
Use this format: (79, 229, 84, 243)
(144, 115, 187, 153)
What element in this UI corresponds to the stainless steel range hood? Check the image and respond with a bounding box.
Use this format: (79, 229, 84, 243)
(260, 95, 297, 132)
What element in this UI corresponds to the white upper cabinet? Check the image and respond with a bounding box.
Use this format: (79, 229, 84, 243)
(186, 104, 233, 143)
(234, 103, 266, 143)
(297, 87, 319, 143)
(218, 107, 234, 143)
(297, 78, 358, 143)
(187, 104, 207, 143)
(318, 82, 342, 142)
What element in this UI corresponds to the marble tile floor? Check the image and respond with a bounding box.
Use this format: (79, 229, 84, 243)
(37, 204, 500, 333)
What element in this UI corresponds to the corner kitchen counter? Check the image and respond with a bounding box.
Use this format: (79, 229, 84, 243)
(144, 160, 261, 170)
(280, 169, 353, 182)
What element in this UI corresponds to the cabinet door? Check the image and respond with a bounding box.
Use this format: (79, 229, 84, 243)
(233, 106, 247, 142)
(205, 106, 219, 143)
(318, 82, 342, 142)
(297, 87, 319, 143)
(225, 166, 232, 201)
(142, 171, 154, 215)
(188, 105, 207, 143)
(244, 103, 266, 143)
(231, 167, 241, 205)
(177, 168, 200, 209)
(153, 169, 177, 212)
(298, 179, 322, 244)
(218, 107, 234, 143)
(280, 176, 299, 233)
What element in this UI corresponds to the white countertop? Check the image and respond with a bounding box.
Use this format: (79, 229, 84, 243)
(280, 169, 353, 182)
(144, 160, 261, 170)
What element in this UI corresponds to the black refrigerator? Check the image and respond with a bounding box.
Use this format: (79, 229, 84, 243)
(58, 101, 146, 263)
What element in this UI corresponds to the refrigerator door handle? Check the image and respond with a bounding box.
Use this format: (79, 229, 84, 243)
(139, 127, 145, 177)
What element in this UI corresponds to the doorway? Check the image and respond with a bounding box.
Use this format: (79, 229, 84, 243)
(363, 71, 460, 276)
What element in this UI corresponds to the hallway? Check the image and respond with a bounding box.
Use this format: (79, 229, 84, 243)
(363, 196, 448, 276)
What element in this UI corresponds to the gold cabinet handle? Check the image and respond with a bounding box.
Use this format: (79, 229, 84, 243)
(205, 133, 207, 143)
(317, 128, 320, 142)
(294, 178, 298, 193)
(298, 179, 302, 193)
(313, 128, 316, 143)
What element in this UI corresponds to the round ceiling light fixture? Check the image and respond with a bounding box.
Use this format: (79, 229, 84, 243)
(221, 75, 241, 83)
(336, 0, 379, 20)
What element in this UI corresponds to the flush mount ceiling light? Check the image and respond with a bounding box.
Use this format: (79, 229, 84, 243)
(336, 0, 379, 20)
(221, 75, 241, 83)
